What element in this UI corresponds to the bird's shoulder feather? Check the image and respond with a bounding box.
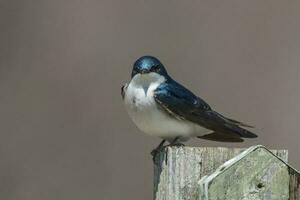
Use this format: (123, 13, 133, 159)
(154, 79, 211, 116)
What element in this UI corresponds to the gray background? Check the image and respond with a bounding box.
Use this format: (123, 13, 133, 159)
(1, 0, 300, 199)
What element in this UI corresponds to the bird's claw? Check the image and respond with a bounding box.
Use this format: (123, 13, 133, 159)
(151, 146, 165, 162)
(151, 138, 185, 163)
(168, 142, 185, 147)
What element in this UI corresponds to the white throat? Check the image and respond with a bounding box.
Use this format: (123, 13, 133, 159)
(129, 72, 166, 95)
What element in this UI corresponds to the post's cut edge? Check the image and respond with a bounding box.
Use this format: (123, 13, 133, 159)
(260, 146, 300, 175)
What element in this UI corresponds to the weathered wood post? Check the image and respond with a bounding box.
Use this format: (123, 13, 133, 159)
(153, 145, 300, 200)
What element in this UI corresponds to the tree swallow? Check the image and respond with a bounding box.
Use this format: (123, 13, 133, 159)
(122, 56, 257, 157)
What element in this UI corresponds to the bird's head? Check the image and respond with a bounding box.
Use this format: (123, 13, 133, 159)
(131, 56, 168, 78)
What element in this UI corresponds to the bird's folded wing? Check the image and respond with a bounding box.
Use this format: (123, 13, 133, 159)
(154, 81, 257, 138)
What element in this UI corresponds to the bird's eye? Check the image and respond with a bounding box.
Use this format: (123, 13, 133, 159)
(151, 64, 160, 72)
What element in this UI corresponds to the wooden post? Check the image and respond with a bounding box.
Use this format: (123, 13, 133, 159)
(153, 145, 300, 200)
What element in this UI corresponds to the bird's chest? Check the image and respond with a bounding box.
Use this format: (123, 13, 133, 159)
(124, 82, 161, 123)
(124, 80, 193, 139)
(124, 79, 177, 135)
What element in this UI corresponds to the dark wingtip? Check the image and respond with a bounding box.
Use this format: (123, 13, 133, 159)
(239, 129, 258, 138)
(240, 124, 255, 128)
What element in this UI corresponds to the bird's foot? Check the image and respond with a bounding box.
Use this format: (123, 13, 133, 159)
(167, 137, 185, 147)
(151, 138, 185, 163)
(151, 146, 166, 163)
(151, 146, 165, 157)
(167, 142, 185, 147)
(151, 140, 166, 162)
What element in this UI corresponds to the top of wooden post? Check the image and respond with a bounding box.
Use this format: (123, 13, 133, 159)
(154, 145, 299, 200)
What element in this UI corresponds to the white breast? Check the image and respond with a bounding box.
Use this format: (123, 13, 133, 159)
(123, 73, 212, 141)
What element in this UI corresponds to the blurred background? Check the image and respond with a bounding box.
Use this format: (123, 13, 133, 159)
(1, 0, 300, 199)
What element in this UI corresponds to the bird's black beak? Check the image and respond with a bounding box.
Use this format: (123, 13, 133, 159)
(140, 69, 149, 74)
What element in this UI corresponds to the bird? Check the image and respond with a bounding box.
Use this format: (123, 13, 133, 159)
(122, 56, 257, 158)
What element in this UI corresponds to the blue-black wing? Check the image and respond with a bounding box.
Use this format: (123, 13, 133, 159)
(154, 79, 257, 139)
